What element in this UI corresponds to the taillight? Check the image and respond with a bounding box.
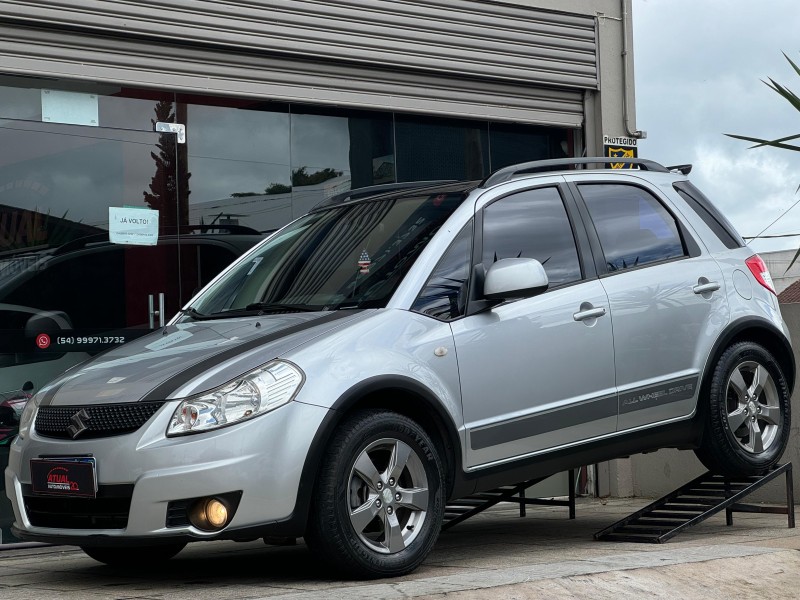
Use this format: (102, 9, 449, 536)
(745, 254, 776, 295)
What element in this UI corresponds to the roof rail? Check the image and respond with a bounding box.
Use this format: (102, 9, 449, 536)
(481, 157, 670, 188)
(312, 180, 459, 210)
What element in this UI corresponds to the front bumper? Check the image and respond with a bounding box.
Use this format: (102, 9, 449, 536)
(5, 400, 328, 545)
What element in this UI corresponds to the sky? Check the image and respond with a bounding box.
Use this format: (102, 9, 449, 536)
(632, 0, 800, 254)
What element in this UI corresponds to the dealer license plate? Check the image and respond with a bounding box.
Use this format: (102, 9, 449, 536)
(30, 457, 97, 498)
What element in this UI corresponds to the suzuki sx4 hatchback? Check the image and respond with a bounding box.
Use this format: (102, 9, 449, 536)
(5, 158, 794, 578)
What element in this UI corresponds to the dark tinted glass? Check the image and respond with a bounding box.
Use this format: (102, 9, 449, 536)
(489, 122, 570, 171)
(184, 102, 292, 233)
(290, 107, 395, 217)
(4, 249, 126, 329)
(412, 221, 473, 320)
(396, 115, 489, 181)
(192, 190, 468, 315)
(579, 184, 685, 272)
(482, 187, 581, 287)
(673, 181, 744, 249)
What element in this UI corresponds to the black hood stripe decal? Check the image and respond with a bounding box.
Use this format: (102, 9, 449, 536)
(141, 310, 361, 401)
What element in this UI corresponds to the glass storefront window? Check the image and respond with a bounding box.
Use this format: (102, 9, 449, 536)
(489, 122, 571, 171)
(290, 107, 394, 218)
(183, 100, 291, 233)
(0, 79, 173, 131)
(395, 114, 489, 182)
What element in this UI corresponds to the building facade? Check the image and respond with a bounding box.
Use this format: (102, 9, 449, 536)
(0, 0, 640, 542)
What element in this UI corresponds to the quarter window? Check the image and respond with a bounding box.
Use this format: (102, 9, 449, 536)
(481, 187, 581, 287)
(412, 222, 473, 320)
(579, 184, 686, 272)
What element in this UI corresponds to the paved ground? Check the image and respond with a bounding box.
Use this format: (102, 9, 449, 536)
(1, 497, 799, 599)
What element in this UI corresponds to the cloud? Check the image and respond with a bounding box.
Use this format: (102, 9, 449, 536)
(690, 144, 799, 245)
(633, 0, 800, 252)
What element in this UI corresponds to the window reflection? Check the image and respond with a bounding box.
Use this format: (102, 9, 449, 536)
(396, 115, 489, 181)
(489, 122, 570, 171)
(184, 102, 291, 233)
(290, 108, 394, 218)
(0, 120, 174, 251)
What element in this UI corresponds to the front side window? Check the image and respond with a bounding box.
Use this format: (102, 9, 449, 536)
(412, 221, 473, 320)
(189, 190, 468, 317)
(481, 187, 581, 288)
(579, 184, 686, 272)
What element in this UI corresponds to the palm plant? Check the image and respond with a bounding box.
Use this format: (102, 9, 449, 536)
(727, 52, 800, 154)
(726, 52, 800, 269)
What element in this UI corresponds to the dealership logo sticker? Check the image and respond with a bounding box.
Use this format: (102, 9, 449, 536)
(45, 466, 81, 492)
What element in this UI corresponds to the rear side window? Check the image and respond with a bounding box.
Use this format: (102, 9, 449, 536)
(673, 181, 745, 249)
(579, 184, 686, 272)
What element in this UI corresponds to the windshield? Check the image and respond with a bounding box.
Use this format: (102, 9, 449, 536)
(188, 189, 468, 317)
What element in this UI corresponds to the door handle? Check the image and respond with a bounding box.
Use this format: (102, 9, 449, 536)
(692, 281, 720, 295)
(573, 306, 607, 321)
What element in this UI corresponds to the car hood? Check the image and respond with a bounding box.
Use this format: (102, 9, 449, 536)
(39, 311, 363, 406)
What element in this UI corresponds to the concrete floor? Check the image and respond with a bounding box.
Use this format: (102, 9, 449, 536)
(1, 497, 799, 599)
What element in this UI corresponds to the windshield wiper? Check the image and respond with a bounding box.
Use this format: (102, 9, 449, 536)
(181, 303, 322, 321)
(181, 306, 211, 321)
(243, 302, 324, 313)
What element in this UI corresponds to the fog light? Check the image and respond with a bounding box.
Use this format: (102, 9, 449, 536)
(189, 497, 230, 531)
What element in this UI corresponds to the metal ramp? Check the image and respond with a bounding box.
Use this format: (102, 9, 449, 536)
(442, 469, 576, 532)
(595, 463, 795, 543)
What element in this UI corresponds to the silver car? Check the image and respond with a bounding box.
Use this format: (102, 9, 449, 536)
(5, 158, 794, 578)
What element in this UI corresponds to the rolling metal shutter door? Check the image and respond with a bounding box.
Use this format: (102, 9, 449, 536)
(0, 0, 597, 126)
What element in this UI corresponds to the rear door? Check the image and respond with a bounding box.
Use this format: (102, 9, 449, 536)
(570, 176, 730, 431)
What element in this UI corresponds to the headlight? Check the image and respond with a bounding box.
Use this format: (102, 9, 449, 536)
(167, 360, 304, 436)
(18, 393, 42, 440)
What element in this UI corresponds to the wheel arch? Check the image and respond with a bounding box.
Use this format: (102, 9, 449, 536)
(699, 317, 796, 412)
(289, 376, 465, 537)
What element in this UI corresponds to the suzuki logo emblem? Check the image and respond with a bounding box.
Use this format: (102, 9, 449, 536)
(67, 409, 91, 439)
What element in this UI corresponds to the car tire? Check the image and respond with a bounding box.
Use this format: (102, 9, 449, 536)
(695, 341, 791, 476)
(80, 543, 186, 567)
(304, 409, 444, 579)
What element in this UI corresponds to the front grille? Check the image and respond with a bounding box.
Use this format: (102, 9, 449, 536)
(23, 485, 134, 529)
(35, 401, 165, 439)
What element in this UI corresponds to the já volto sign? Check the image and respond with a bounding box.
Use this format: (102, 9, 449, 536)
(109, 206, 159, 246)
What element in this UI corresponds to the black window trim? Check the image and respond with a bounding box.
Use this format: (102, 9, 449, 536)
(463, 182, 592, 317)
(570, 181, 702, 278)
(673, 180, 745, 250)
(410, 219, 475, 323)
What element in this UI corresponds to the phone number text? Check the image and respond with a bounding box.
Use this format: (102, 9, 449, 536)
(56, 336, 126, 345)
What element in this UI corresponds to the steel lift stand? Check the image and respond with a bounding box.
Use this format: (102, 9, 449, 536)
(595, 463, 795, 543)
(442, 469, 576, 531)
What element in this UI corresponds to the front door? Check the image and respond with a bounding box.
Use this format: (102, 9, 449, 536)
(451, 184, 617, 469)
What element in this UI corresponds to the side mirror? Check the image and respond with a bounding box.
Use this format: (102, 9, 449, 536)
(24, 310, 72, 335)
(483, 258, 549, 301)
